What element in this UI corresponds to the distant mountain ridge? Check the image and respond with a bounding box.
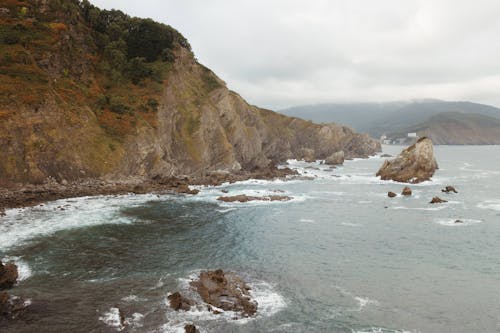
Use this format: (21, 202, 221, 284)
(279, 100, 500, 145)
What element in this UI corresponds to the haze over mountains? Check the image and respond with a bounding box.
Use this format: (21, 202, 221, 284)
(280, 100, 500, 144)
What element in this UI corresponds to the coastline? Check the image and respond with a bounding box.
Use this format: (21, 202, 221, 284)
(0, 166, 298, 213)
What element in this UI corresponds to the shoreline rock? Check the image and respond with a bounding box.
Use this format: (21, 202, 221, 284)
(430, 196, 447, 204)
(0, 166, 297, 212)
(442, 186, 458, 193)
(387, 191, 397, 198)
(0, 261, 18, 290)
(324, 151, 345, 165)
(167, 292, 194, 311)
(401, 187, 412, 196)
(376, 137, 438, 183)
(190, 269, 257, 317)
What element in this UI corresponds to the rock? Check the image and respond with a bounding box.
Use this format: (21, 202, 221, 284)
(430, 196, 447, 204)
(221, 189, 229, 193)
(455, 219, 463, 224)
(376, 137, 438, 183)
(0, 261, 18, 290)
(380, 154, 392, 157)
(401, 187, 412, 196)
(184, 324, 198, 333)
(167, 292, 194, 311)
(442, 186, 458, 193)
(176, 184, 199, 195)
(299, 148, 316, 162)
(191, 269, 257, 317)
(217, 195, 291, 203)
(387, 191, 397, 198)
(324, 151, 345, 165)
(0, 291, 27, 319)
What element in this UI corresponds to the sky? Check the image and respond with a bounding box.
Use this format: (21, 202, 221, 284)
(91, 0, 500, 110)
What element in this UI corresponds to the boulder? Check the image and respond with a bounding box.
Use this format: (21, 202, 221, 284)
(380, 154, 392, 157)
(430, 196, 447, 204)
(387, 191, 397, 198)
(0, 261, 18, 290)
(167, 292, 194, 311)
(324, 151, 345, 165)
(442, 186, 458, 193)
(454, 219, 463, 224)
(191, 269, 257, 317)
(376, 137, 438, 183)
(401, 187, 412, 196)
(185, 324, 198, 333)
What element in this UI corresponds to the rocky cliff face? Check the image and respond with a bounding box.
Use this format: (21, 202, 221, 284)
(0, 1, 380, 185)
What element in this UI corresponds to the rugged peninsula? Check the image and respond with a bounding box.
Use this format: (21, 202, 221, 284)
(0, 0, 380, 209)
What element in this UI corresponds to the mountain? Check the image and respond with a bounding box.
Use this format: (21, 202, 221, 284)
(280, 100, 500, 144)
(0, 0, 379, 185)
(392, 112, 500, 145)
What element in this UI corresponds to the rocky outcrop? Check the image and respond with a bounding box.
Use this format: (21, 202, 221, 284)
(430, 196, 447, 204)
(217, 195, 291, 203)
(167, 292, 194, 311)
(387, 191, 396, 198)
(190, 269, 257, 317)
(324, 151, 344, 165)
(401, 187, 412, 196)
(442, 186, 458, 193)
(0, 261, 18, 290)
(185, 324, 198, 333)
(376, 137, 438, 183)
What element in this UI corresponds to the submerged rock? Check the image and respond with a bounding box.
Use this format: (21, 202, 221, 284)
(430, 196, 447, 204)
(217, 195, 291, 203)
(387, 191, 397, 198)
(454, 219, 464, 224)
(401, 187, 412, 196)
(376, 137, 438, 183)
(0, 261, 18, 290)
(191, 269, 257, 317)
(324, 151, 345, 165)
(185, 324, 198, 333)
(167, 292, 194, 311)
(442, 186, 458, 193)
(0, 292, 27, 320)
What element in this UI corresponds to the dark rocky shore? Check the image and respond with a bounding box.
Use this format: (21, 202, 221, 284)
(0, 166, 297, 213)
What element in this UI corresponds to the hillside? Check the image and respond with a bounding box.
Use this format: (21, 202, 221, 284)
(279, 100, 500, 144)
(391, 112, 500, 145)
(0, 0, 379, 185)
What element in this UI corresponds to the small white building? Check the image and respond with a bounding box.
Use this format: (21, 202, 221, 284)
(407, 132, 417, 138)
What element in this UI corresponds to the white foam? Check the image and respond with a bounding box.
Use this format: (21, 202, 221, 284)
(0, 194, 159, 250)
(391, 206, 447, 211)
(352, 329, 414, 333)
(216, 208, 237, 213)
(99, 307, 125, 331)
(99, 307, 144, 331)
(355, 296, 379, 310)
(1, 256, 32, 281)
(299, 219, 315, 223)
(434, 218, 483, 227)
(477, 200, 500, 211)
(341, 222, 362, 227)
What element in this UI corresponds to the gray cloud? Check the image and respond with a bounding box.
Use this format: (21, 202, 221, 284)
(91, 0, 500, 109)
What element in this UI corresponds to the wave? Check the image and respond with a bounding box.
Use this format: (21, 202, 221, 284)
(434, 218, 483, 227)
(0, 194, 160, 250)
(99, 307, 144, 331)
(477, 200, 500, 211)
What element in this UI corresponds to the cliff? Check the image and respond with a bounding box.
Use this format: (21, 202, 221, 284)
(0, 0, 380, 185)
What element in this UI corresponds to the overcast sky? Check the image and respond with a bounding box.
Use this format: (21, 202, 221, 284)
(91, 0, 500, 110)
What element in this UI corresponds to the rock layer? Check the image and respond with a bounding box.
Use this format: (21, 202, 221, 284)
(376, 137, 438, 183)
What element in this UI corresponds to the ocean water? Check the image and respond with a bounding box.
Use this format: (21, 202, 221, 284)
(1, 145, 500, 333)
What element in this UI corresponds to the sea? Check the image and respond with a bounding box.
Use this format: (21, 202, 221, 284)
(1, 145, 500, 333)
